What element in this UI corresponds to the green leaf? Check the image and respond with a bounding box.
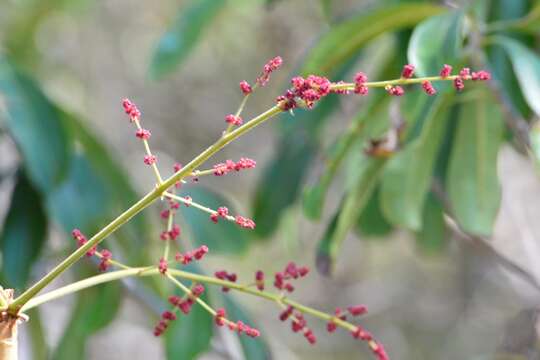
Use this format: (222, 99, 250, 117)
(302, 94, 390, 220)
(149, 0, 227, 79)
(491, 35, 540, 117)
(447, 92, 504, 236)
(224, 296, 271, 360)
(253, 136, 317, 238)
(415, 192, 447, 254)
(0, 60, 70, 192)
(165, 290, 213, 360)
(380, 92, 453, 230)
(47, 153, 110, 235)
(0, 172, 47, 290)
(530, 121, 540, 168)
(27, 308, 48, 360)
(180, 186, 251, 254)
(356, 187, 393, 238)
(301, 3, 444, 75)
(318, 157, 387, 274)
(53, 281, 122, 360)
(407, 10, 465, 76)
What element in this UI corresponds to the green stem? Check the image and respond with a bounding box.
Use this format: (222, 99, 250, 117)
(9, 105, 283, 314)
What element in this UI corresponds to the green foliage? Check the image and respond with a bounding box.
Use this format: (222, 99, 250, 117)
(0, 172, 47, 290)
(447, 91, 504, 236)
(165, 290, 213, 360)
(150, 0, 227, 79)
(53, 281, 122, 359)
(180, 186, 252, 254)
(415, 192, 447, 254)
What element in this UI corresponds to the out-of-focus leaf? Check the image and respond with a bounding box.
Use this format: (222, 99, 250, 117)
(316, 207, 340, 276)
(224, 296, 271, 360)
(165, 290, 213, 360)
(301, 3, 443, 75)
(149, 0, 227, 79)
(53, 281, 122, 360)
(0, 60, 70, 192)
(302, 94, 390, 220)
(58, 110, 150, 263)
(380, 92, 453, 230)
(253, 135, 317, 238)
(356, 187, 393, 237)
(47, 154, 109, 235)
(320, 0, 332, 21)
(530, 121, 540, 168)
(491, 36, 540, 116)
(447, 91, 504, 236)
(27, 308, 48, 360)
(317, 157, 386, 274)
(180, 186, 251, 253)
(407, 10, 464, 76)
(0, 172, 47, 290)
(415, 192, 446, 254)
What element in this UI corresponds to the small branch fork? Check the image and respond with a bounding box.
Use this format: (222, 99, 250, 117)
(3, 58, 492, 359)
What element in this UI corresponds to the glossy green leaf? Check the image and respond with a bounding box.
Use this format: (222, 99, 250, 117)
(0, 172, 47, 290)
(165, 291, 213, 360)
(491, 36, 540, 116)
(53, 281, 122, 360)
(447, 92, 504, 236)
(301, 3, 443, 75)
(319, 157, 387, 274)
(224, 296, 271, 360)
(380, 92, 453, 230)
(149, 0, 227, 79)
(0, 60, 70, 192)
(415, 192, 447, 254)
(180, 186, 251, 253)
(356, 187, 393, 238)
(407, 10, 465, 76)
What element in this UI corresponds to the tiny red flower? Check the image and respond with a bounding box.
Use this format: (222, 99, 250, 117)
(385, 85, 404, 96)
(225, 114, 243, 126)
(144, 155, 157, 165)
(135, 128, 151, 140)
(422, 80, 436, 96)
(440, 64, 453, 78)
(454, 77, 465, 91)
(98, 249, 112, 271)
(255, 270, 264, 291)
(401, 64, 415, 78)
(472, 70, 491, 81)
(158, 257, 168, 274)
(348, 305, 368, 316)
(459, 67, 471, 79)
(239, 81, 252, 95)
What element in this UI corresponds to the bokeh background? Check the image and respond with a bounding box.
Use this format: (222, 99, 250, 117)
(1, 0, 540, 359)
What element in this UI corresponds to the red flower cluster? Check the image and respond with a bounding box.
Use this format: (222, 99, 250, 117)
(135, 128, 151, 140)
(215, 270, 237, 292)
(153, 310, 177, 336)
(225, 114, 243, 126)
(385, 85, 405, 96)
(122, 98, 140, 121)
(144, 155, 157, 165)
(210, 206, 229, 223)
(72, 229, 96, 257)
(401, 64, 415, 79)
(213, 157, 256, 176)
(158, 257, 168, 274)
(255, 270, 264, 291)
(175, 245, 209, 265)
(235, 215, 256, 229)
(440, 64, 452, 78)
(422, 80, 436, 96)
(239, 80, 252, 95)
(277, 75, 332, 110)
(72, 229, 113, 271)
(214, 308, 260, 337)
(257, 56, 283, 86)
(98, 249, 112, 272)
(273, 262, 309, 293)
(354, 72, 369, 95)
(279, 306, 317, 344)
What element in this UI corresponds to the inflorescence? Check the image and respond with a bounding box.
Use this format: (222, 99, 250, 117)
(70, 57, 492, 360)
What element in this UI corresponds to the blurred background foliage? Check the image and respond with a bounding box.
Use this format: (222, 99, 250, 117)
(1, 0, 540, 359)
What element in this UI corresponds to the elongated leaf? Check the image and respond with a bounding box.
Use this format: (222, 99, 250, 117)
(224, 297, 271, 360)
(54, 281, 122, 360)
(407, 10, 465, 76)
(27, 308, 48, 360)
(0, 60, 70, 192)
(165, 291, 213, 360)
(380, 93, 453, 230)
(302, 3, 443, 75)
(180, 186, 251, 254)
(415, 192, 447, 254)
(0, 172, 47, 290)
(318, 157, 386, 274)
(303, 94, 390, 220)
(491, 36, 540, 116)
(356, 187, 393, 238)
(47, 154, 110, 235)
(150, 0, 227, 79)
(447, 92, 504, 236)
